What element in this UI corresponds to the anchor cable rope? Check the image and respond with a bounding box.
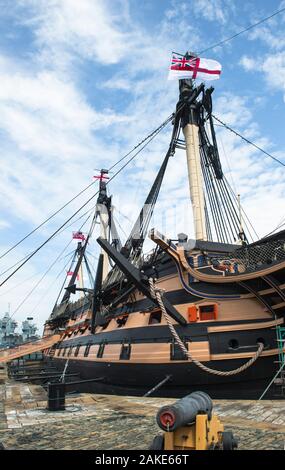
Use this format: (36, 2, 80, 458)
(149, 278, 264, 376)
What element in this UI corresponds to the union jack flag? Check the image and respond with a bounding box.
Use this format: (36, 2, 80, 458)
(170, 54, 197, 71)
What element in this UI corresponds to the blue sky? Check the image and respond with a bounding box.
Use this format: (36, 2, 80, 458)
(0, 0, 285, 331)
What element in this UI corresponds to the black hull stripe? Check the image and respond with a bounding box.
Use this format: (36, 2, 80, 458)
(59, 322, 276, 349)
(108, 283, 247, 318)
(48, 355, 278, 399)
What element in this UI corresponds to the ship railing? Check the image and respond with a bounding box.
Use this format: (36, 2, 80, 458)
(203, 238, 285, 274)
(50, 295, 91, 320)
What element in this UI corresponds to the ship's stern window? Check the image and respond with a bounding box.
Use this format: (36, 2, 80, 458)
(149, 311, 162, 325)
(74, 345, 81, 357)
(199, 304, 217, 321)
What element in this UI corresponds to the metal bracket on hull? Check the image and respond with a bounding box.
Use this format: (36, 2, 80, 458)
(262, 275, 285, 302)
(238, 281, 275, 316)
(97, 237, 187, 326)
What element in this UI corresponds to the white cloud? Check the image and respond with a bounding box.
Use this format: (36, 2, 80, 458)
(240, 52, 285, 99)
(191, 0, 230, 24)
(239, 55, 256, 71)
(102, 78, 132, 91)
(199, 87, 285, 242)
(0, 220, 10, 230)
(0, 52, 136, 225)
(18, 0, 136, 68)
(165, 0, 234, 25)
(239, 6, 285, 99)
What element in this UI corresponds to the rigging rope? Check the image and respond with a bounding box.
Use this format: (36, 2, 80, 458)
(8, 238, 74, 321)
(149, 278, 264, 376)
(262, 218, 285, 239)
(213, 115, 285, 168)
(0, 189, 100, 288)
(0, 203, 97, 282)
(29, 251, 75, 317)
(0, 249, 74, 298)
(199, 7, 285, 55)
(0, 180, 97, 262)
(173, 7, 285, 57)
(108, 112, 175, 171)
(224, 176, 259, 241)
(0, 112, 174, 264)
(0, 109, 173, 290)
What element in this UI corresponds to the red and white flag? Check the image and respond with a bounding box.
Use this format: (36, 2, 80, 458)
(72, 231, 86, 241)
(168, 53, 222, 81)
(67, 271, 79, 280)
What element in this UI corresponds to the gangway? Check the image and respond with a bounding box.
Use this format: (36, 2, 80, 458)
(0, 334, 61, 363)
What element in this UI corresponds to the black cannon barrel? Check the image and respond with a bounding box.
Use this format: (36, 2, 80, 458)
(156, 391, 213, 431)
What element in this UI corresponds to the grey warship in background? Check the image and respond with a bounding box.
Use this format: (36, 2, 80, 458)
(0, 311, 39, 349)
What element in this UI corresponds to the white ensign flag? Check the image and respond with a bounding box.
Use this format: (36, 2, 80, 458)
(168, 54, 222, 81)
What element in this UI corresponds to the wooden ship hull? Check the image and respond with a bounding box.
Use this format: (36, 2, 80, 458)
(41, 71, 285, 399)
(43, 230, 285, 398)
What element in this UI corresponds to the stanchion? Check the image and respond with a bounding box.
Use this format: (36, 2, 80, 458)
(47, 382, 66, 411)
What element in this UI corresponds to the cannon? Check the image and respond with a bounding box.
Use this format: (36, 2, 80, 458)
(150, 391, 238, 450)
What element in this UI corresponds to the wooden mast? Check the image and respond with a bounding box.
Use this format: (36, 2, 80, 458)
(99, 209, 109, 281)
(183, 119, 207, 241)
(95, 169, 111, 281)
(78, 251, 84, 298)
(180, 63, 207, 241)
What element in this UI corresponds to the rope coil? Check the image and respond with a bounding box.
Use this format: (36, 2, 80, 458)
(149, 278, 264, 377)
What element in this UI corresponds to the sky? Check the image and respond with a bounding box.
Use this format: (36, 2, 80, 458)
(0, 0, 285, 333)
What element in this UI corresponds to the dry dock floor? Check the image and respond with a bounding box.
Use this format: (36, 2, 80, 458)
(0, 373, 284, 450)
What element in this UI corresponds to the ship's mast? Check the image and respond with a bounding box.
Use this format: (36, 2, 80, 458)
(183, 106, 207, 241)
(99, 207, 109, 281)
(77, 241, 85, 297)
(180, 55, 207, 241)
(95, 169, 111, 281)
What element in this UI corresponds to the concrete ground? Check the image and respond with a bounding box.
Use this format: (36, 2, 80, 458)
(0, 368, 284, 450)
